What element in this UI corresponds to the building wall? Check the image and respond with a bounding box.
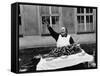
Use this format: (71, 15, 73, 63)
(93, 9, 97, 32)
(19, 5, 97, 49)
(62, 7, 75, 34)
(19, 5, 96, 37)
(20, 6, 76, 36)
(20, 5, 39, 36)
(20, 33, 96, 49)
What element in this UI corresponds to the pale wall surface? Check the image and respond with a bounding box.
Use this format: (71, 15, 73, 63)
(20, 5, 39, 36)
(19, 33, 96, 49)
(62, 7, 75, 34)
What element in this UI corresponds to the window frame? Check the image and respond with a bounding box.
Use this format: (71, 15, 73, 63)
(75, 8, 95, 34)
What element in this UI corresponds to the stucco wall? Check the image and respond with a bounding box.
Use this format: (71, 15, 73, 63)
(19, 5, 97, 49)
(20, 5, 39, 36)
(93, 9, 97, 32)
(62, 7, 75, 34)
(19, 33, 96, 49)
(19, 6, 96, 36)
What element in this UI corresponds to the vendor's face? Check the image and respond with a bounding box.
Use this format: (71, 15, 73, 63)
(60, 27, 67, 36)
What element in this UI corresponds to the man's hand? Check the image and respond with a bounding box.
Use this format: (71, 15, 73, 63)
(45, 21, 49, 27)
(43, 19, 49, 27)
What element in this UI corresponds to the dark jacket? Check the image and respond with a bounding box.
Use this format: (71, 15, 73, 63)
(47, 26, 74, 44)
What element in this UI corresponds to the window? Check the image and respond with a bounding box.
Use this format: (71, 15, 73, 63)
(40, 6, 60, 35)
(52, 16, 59, 25)
(86, 15, 93, 23)
(77, 16, 84, 23)
(42, 16, 50, 25)
(86, 8, 93, 13)
(77, 7, 84, 13)
(76, 7, 94, 33)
